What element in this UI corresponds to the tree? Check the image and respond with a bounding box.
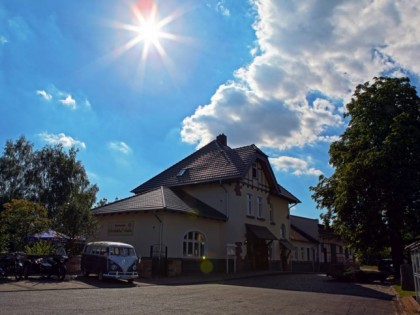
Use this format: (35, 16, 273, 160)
(55, 189, 99, 253)
(0, 137, 36, 206)
(311, 77, 420, 277)
(0, 199, 50, 251)
(0, 137, 99, 242)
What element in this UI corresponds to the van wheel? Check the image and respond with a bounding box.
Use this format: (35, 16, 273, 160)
(98, 271, 104, 281)
(82, 267, 89, 277)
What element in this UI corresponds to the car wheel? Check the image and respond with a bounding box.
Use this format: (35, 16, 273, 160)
(23, 264, 30, 279)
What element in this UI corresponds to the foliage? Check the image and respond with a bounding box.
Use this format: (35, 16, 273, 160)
(56, 190, 99, 245)
(0, 137, 35, 206)
(0, 137, 100, 244)
(311, 77, 420, 277)
(24, 240, 55, 255)
(0, 199, 50, 251)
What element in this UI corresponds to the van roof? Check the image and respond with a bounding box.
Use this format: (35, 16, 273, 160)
(86, 241, 134, 248)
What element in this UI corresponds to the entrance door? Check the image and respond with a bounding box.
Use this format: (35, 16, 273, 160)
(247, 239, 269, 270)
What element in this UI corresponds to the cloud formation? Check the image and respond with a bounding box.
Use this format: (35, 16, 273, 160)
(38, 132, 86, 149)
(36, 90, 52, 101)
(59, 95, 77, 109)
(36, 86, 91, 110)
(181, 0, 420, 151)
(270, 156, 322, 177)
(108, 141, 132, 155)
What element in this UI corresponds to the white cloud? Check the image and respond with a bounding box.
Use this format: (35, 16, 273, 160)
(181, 0, 420, 151)
(36, 90, 52, 101)
(59, 95, 77, 109)
(38, 132, 86, 149)
(216, 1, 230, 17)
(0, 36, 8, 45)
(84, 99, 92, 108)
(108, 141, 132, 155)
(270, 156, 323, 177)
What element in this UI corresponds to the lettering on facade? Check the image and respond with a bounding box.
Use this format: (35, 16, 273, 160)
(108, 221, 134, 236)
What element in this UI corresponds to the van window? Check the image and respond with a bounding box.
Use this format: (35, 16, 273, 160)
(109, 247, 135, 256)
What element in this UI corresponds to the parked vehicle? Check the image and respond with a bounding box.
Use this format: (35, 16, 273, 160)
(81, 241, 140, 282)
(22, 247, 68, 281)
(378, 258, 394, 275)
(0, 252, 23, 280)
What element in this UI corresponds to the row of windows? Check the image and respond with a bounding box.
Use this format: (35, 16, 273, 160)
(246, 193, 276, 224)
(294, 247, 316, 262)
(183, 226, 287, 258)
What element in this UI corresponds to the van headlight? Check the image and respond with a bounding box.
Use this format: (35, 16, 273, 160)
(132, 265, 137, 271)
(110, 264, 118, 271)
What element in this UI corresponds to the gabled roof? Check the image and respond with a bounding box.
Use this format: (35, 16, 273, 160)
(290, 224, 319, 244)
(131, 135, 300, 203)
(92, 186, 227, 221)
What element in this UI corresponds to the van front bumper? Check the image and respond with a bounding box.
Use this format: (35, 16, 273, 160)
(104, 272, 138, 280)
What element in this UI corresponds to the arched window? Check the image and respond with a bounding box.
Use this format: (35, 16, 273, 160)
(183, 231, 206, 258)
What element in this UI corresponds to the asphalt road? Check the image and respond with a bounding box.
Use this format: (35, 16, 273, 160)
(0, 273, 398, 315)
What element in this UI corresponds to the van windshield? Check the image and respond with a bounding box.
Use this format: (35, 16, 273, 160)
(109, 247, 135, 256)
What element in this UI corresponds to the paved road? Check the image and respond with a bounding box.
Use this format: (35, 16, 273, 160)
(0, 273, 399, 315)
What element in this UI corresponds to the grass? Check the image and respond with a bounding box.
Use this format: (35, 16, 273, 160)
(393, 284, 416, 298)
(360, 265, 378, 271)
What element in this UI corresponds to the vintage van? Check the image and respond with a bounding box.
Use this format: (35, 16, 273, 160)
(81, 241, 140, 282)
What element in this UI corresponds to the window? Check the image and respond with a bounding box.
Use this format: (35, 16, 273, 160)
(177, 168, 187, 177)
(252, 163, 257, 178)
(257, 197, 263, 218)
(301, 247, 305, 260)
(183, 231, 205, 258)
(307, 248, 310, 261)
(269, 207, 274, 223)
(281, 224, 286, 239)
(246, 193, 253, 216)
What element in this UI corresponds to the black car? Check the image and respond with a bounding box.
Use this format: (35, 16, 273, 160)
(378, 259, 394, 275)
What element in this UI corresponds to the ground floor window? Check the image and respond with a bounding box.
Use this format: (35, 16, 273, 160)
(183, 231, 206, 258)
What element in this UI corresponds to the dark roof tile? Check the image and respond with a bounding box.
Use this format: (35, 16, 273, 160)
(92, 186, 226, 221)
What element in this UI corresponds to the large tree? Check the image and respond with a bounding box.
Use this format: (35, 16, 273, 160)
(311, 77, 420, 277)
(0, 137, 99, 243)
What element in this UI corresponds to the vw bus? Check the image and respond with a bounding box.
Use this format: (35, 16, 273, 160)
(81, 241, 140, 282)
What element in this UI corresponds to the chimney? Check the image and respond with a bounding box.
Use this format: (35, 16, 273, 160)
(216, 134, 227, 146)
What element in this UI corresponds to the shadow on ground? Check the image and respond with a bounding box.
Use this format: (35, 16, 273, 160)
(221, 273, 394, 301)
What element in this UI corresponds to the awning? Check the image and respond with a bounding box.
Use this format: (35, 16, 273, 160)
(246, 224, 278, 240)
(279, 239, 295, 251)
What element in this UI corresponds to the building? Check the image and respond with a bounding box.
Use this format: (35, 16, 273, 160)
(290, 215, 319, 272)
(290, 215, 354, 272)
(318, 224, 354, 268)
(91, 134, 299, 276)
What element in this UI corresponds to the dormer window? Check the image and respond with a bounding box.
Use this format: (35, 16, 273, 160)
(177, 168, 187, 177)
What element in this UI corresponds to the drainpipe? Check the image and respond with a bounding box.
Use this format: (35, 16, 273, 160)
(154, 214, 163, 253)
(220, 181, 229, 219)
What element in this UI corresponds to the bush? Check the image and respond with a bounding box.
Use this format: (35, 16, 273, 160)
(24, 241, 55, 255)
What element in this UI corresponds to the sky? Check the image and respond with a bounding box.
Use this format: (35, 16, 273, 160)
(1, 0, 419, 220)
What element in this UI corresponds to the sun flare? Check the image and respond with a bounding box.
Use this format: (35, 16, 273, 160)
(116, 1, 182, 62)
(106, 1, 192, 86)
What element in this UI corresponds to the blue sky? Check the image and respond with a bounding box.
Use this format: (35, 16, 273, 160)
(1, 0, 419, 220)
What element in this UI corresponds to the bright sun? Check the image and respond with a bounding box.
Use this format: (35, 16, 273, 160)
(117, 2, 181, 62)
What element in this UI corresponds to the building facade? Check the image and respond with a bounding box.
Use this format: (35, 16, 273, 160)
(91, 134, 299, 275)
